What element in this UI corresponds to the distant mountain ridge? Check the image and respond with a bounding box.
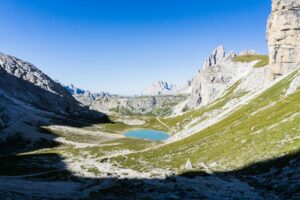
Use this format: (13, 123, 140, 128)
(61, 82, 187, 115)
(143, 81, 179, 96)
(0, 53, 82, 115)
(61, 83, 110, 99)
(0, 52, 106, 154)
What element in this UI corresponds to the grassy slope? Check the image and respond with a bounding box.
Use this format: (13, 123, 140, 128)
(234, 55, 269, 68)
(112, 71, 300, 172)
(160, 80, 247, 133)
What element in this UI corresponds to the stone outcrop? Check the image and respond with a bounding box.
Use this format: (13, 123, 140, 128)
(203, 46, 226, 68)
(187, 46, 254, 108)
(267, 0, 300, 75)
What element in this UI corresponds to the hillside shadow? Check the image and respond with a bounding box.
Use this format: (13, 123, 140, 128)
(0, 68, 114, 155)
(179, 150, 300, 199)
(0, 142, 299, 199)
(0, 67, 111, 121)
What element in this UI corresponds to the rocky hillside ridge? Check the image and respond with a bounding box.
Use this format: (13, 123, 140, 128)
(0, 53, 102, 117)
(62, 83, 110, 100)
(267, 0, 300, 75)
(0, 53, 107, 154)
(62, 83, 187, 115)
(187, 46, 261, 109)
(0, 53, 67, 95)
(0, 87, 56, 150)
(67, 87, 187, 115)
(166, 0, 300, 140)
(95, 95, 187, 115)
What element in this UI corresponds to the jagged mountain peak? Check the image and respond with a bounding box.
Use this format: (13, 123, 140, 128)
(61, 83, 110, 98)
(203, 45, 238, 69)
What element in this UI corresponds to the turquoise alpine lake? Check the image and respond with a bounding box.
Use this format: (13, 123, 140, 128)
(124, 129, 170, 141)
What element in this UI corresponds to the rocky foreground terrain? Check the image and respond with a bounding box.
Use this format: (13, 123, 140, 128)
(0, 0, 300, 199)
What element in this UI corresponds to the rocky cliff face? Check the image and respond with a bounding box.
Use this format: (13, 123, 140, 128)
(267, 0, 300, 75)
(203, 46, 226, 68)
(187, 46, 254, 108)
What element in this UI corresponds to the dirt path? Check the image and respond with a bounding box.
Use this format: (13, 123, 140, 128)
(155, 108, 177, 134)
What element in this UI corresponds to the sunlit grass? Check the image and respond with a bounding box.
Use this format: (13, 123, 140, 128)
(111, 71, 300, 172)
(234, 55, 269, 68)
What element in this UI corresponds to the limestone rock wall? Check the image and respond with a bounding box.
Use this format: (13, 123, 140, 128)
(187, 46, 253, 109)
(267, 0, 300, 74)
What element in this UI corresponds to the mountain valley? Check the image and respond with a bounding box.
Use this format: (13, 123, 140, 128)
(1, 0, 300, 199)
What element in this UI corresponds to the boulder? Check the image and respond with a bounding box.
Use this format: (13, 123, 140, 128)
(185, 159, 193, 170)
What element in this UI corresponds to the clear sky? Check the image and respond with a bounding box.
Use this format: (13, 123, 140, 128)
(0, 0, 271, 95)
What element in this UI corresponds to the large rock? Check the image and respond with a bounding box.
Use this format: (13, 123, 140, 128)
(267, 0, 300, 75)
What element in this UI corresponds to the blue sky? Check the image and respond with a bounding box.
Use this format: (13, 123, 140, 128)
(0, 0, 270, 95)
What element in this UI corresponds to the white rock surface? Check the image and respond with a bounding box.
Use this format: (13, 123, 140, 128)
(143, 81, 179, 96)
(203, 46, 226, 68)
(267, 0, 300, 74)
(185, 159, 193, 170)
(237, 67, 274, 92)
(187, 46, 255, 108)
(286, 75, 300, 95)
